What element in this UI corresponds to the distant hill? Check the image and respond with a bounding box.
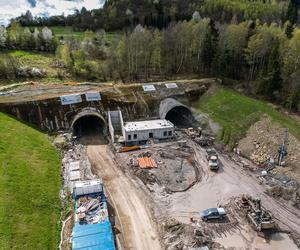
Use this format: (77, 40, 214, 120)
(12, 0, 294, 31)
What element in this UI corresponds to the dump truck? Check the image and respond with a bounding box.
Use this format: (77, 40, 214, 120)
(72, 179, 116, 250)
(206, 148, 219, 170)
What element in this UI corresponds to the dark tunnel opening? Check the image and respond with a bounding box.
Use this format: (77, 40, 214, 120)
(73, 115, 107, 144)
(165, 106, 195, 127)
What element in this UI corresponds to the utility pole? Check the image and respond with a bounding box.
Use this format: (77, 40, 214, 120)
(278, 128, 288, 167)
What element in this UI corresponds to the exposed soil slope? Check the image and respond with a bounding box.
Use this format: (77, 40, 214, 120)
(239, 115, 300, 181)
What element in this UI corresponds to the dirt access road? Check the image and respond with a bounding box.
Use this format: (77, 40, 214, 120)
(87, 144, 161, 250)
(170, 141, 300, 249)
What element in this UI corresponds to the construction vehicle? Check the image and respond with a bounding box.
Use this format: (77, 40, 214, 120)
(240, 195, 276, 231)
(206, 148, 219, 170)
(185, 127, 201, 139)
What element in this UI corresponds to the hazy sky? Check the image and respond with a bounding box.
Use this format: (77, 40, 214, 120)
(0, 0, 104, 25)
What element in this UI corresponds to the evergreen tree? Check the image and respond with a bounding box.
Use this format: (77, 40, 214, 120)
(255, 39, 282, 98)
(285, 0, 300, 38)
(201, 19, 218, 74)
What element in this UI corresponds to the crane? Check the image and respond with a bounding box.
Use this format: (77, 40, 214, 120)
(278, 128, 288, 166)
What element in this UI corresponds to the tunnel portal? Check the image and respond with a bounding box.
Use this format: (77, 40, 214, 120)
(71, 109, 107, 144)
(159, 98, 195, 127)
(165, 106, 194, 127)
(73, 115, 104, 137)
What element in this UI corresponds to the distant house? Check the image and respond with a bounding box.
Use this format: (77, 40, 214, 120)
(123, 119, 174, 144)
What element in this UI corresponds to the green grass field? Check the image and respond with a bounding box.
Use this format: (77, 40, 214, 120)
(50, 26, 85, 39)
(6, 50, 55, 67)
(196, 88, 300, 146)
(0, 50, 73, 84)
(0, 113, 61, 249)
(48, 26, 119, 42)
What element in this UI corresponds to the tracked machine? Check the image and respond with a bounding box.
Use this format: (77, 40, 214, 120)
(239, 195, 276, 231)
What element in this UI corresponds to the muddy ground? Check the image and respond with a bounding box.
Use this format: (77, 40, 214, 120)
(113, 135, 300, 250)
(116, 141, 200, 193)
(59, 128, 300, 250)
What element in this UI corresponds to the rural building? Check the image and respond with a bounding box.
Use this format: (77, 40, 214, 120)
(123, 119, 174, 144)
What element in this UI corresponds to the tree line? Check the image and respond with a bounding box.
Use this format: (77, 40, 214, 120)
(55, 16, 300, 111)
(0, 22, 56, 52)
(12, 0, 298, 31)
(0, 22, 57, 80)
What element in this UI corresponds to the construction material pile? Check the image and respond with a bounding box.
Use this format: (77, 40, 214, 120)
(162, 218, 213, 250)
(76, 195, 107, 224)
(238, 116, 300, 171)
(137, 157, 157, 169)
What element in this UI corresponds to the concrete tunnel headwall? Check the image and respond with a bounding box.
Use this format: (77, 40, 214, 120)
(159, 98, 195, 127)
(0, 80, 213, 132)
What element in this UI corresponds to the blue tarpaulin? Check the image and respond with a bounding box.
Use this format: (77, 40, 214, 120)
(72, 221, 116, 250)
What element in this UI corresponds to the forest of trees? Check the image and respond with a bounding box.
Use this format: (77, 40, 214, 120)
(46, 15, 299, 111)
(1, 0, 299, 111)
(0, 16, 300, 111)
(12, 0, 297, 31)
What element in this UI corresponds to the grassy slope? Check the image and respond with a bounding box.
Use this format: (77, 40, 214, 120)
(0, 113, 61, 249)
(48, 26, 118, 42)
(196, 88, 300, 146)
(51, 26, 85, 39)
(0, 50, 73, 85)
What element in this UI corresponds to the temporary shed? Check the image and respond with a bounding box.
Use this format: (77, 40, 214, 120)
(72, 221, 115, 250)
(73, 179, 103, 196)
(123, 119, 174, 144)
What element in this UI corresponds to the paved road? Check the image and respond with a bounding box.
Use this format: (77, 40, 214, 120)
(87, 144, 161, 250)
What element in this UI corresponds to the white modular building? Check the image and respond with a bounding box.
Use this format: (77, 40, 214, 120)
(123, 119, 174, 144)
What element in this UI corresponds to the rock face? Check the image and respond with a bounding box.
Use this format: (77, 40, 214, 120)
(238, 115, 300, 179)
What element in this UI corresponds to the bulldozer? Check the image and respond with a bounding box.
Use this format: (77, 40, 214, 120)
(240, 195, 276, 231)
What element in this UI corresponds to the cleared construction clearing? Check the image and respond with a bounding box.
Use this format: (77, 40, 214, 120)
(2, 81, 299, 250)
(111, 133, 300, 249)
(57, 86, 300, 250)
(0, 112, 61, 249)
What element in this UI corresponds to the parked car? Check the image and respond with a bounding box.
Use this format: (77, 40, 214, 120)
(200, 208, 226, 221)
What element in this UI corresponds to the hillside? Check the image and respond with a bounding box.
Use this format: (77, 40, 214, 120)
(15, 0, 291, 30)
(196, 88, 300, 146)
(0, 113, 61, 249)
